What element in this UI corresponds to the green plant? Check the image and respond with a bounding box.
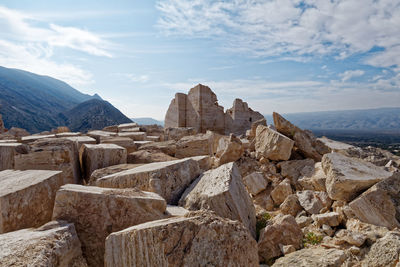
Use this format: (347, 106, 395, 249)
(303, 232, 323, 247)
(256, 212, 272, 240)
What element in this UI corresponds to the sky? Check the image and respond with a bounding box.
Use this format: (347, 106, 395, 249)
(0, 0, 400, 120)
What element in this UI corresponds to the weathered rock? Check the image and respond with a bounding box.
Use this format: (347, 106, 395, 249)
(64, 136, 97, 151)
(6, 127, 30, 138)
(87, 130, 117, 143)
(164, 127, 196, 141)
(14, 138, 81, 184)
(0, 114, 5, 133)
(334, 229, 367, 247)
(349, 172, 400, 229)
(317, 136, 355, 153)
(175, 131, 222, 158)
(20, 134, 56, 144)
(117, 122, 138, 131)
(105, 211, 259, 267)
(118, 131, 147, 141)
(0, 143, 28, 170)
(272, 247, 347, 267)
(255, 125, 294, 161)
(322, 152, 392, 201)
(362, 231, 400, 267)
(80, 143, 127, 179)
(95, 158, 201, 204)
(0, 169, 64, 233)
(296, 215, 313, 228)
(127, 150, 177, 164)
(298, 162, 327, 191)
(243, 172, 268, 195)
(278, 159, 315, 187)
(346, 218, 389, 243)
(179, 162, 256, 237)
(138, 140, 176, 156)
(0, 220, 87, 267)
(312, 212, 341, 227)
(55, 132, 81, 138)
(101, 136, 137, 153)
(258, 214, 303, 261)
(52, 184, 166, 267)
(280, 194, 303, 217)
(165, 205, 189, 217)
(190, 155, 212, 172)
(297, 190, 332, 214)
(273, 112, 330, 161)
(248, 118, 267, 139)
(88, 163, 142, 184)
(215, 134, 244, 165)
(102, 125, 119, 133)
(270, 178, 293, 205)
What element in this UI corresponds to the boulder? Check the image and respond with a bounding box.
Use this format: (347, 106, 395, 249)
(64, 136, 96, 151)
(87, 130, 117, 143)
(14, 138, 81, 184)
(273, 112, 330, 161)
(0, 220, 87, 267)
(349, 172, 400, 229)
(105, 211, 259, 267)
(317, 136, 354, 153)
(362, 231, 400, 267)
(272, 247, 347, 267)
(190, 155, 212, 172)
(334, 229, 367, 247)
(165, 205, 189, 217)
(280, 194, 303, 217)
(175, 131, 222, 158)
(179, 162, 256, 237)
(138, 140, 176, 156)
(297, 190, 332, 214)
(5, 127, 30, 138)
(270, 178, 293, 206)
(80, 143, 127, 179)
(278, 159, 315, 186)
(243, 172, 268, 195)
(52, 184, 166, 267)
(255, 125, 294, 161)
(164, 127, 196, 141)
(95, 158, 201, 204)
(88, 163, 142, 184)
(0, 170, 64, 233)
(298, 162, 327, 191)
(345, 218, 389, 243)
(118, 131, 147, 141)
(0, 143, 28, 170)
(248, 118, 267, 139)
(128, 150, 177, 164)
(101, 136, 137, 153)
(312, 212, 341, 227)
(215, 134, 244, 165)
(258, 214, 303, 261)
(322, 152, 392, 201)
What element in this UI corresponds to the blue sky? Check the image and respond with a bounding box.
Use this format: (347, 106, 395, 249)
(0, 0, 399, 120)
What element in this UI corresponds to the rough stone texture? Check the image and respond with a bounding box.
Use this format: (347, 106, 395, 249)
(101, 137, 137, 153)
(164, 127, 196, 141)
(95, 158, 201, 204)
(87, 130, 117, 143)
(14, 138, 80, 184)
(318, 137, 354, 152)
(349, 172, 400, 229)
(248, 118, 267, 139)
(243, 172, 268, 195)
(64, 136, 97, 151)
(298, 162, 327, 191)
(312, 212, 341, 227)
(346, 218, 389, 243)
(52, 184, 166, 267)
(278, 159, 315, 186)
(334, 229, 367, 247)
(297, 190, 332, 214)
(0, 143, 28, 170)
(0, 114, 5, 133)
(175, 131, 221, 158)
(118, 131, 147, 141)
(88, 163, 143, 185)
(0, 220, 87, 267)
(258, 214, 303, 261)
(138, 140, 176, 156)
(105, 211, 259, 267)
(117, 122, 138, 131)
(179, 162, 256, 237)
(280, 194, 303, 217)
(0, 169, 64, 233)
(164, 84, 263, 136)
(190, 155, 212, 172)
(273, 112, 330, 161)
(127, 150, 177, 164)
(270, 178, 293, 205)
(5, 127, 30, 138)
(322, 152, 392, 201)
(215, 134, 244, 165)
(80, 143, 127, 179)
(362, 231, 400, 267)
(165, 205, 189, 217)
(255, 125, 294, 161)
(272, 248, 347, 267)
(20, 134, 56, 144)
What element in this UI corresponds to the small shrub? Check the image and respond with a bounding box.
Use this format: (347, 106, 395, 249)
(256, 212, 272, 240)
(303, 232, 323, 247)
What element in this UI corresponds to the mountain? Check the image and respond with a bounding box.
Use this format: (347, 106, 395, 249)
(265, 107, 400, 131)
(0, 66, 129, 133)
(131, 117, 164, 126)
(62, 99, 132, 132)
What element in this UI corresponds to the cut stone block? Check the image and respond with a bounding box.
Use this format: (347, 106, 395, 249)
(87, 130, 117, 143)
(138, 140, 176, 156)
(0, 143, 28, 170)
(128, 150, 177, 164)
(64, 135, 97, 151)
(117, 122, 138, 131)
(101, 136, 137, 153)
(243, 172, 268, 195)
(104, 211, 259, 267)
(179, 162, 256, 237)
(0, 169, 64, 233)
(88, 163, 143, 185)
(20, 134, 56, 144)
(95, 158, 201, 205)
(0, 220, 87, 267)
(80, 144, 127, 179)
(118, 132, 146, 141)
(272, 248, 347, 267)
(52, 184, 166, 267)
(255, 125, 294, 161)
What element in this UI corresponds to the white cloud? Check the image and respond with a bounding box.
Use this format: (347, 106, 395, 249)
(112, 73, 150, 83)
(339, 70, 365, 82)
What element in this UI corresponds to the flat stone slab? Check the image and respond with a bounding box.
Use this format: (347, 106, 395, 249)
(0, 169, 64, 233)
(52, 184, 166, 267)
(95, 158, 201, 204)
(118, 132, 147, 141)
(20, 134, 56, 144)
(105, 211, 259, 267)
(0, 220, 87, 267)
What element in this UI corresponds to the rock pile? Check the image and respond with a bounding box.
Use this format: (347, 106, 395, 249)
(0, 88, 399, 267)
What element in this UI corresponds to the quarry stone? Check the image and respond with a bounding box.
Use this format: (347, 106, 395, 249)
(0, 143, 28, 170)
(255, 125, 294, 161)
(272, 248, 347, 267)
(243, 171, 268, 195)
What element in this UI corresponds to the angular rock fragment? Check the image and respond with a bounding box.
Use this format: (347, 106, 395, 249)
(101, 136, 137, 153)
(52, 184, 166, 267)
(0, 143, 28, 170)
(297, 190, 332, 214)
(117, 122, 138, 131)
(88, 163, 142, 184)
(298, 162, 327, 191)
(128, 150, 177, 164)
(255, 125, 294, 161)
(278, 159, 315, 186)
(87, 130, 117, 143)
(280, 194, 303, 217)
(270, 178, 293, 206)
(362, 231, 400, 267)
(64, 135, 97, 151)
(243, 172, 268, 195)
(312, 212, 341, 227)
(118, 131, 147, 141)
(0, 169, 64, 233)
(105, 211, 259, 267)
(164, 127, 196, 141)
(0, 220, 87, 267)
(175, 131, 222, 158)
(138, 140, 177, 156)
(215, 134, 244, 165)
(272, 248, 347, 267)
(95, 158, 200, 204)
(179, 162, 256, 237)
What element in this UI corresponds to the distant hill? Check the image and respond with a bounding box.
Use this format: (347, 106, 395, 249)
(265, 107, 400, 131)
(0, 66, 130, 133)
(131, 117, 164, 126)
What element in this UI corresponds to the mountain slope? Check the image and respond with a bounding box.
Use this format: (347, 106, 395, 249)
(131, 117, 164, 126)
(62, 99, 132, 132)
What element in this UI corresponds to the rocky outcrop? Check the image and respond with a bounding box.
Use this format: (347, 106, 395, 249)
(0, 169, 64, 233)
(0, 220, 87, 267)
(164, 84, 263, 135)
(105, 211, 259, 267)
(322, 152, 392, 201)
(179, 162, 256, 237)
(95, 158, 201, 204)
(272, 248, 347, 267)
(52, 184, 166, 267)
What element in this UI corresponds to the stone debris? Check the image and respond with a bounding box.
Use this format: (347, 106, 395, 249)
(164, 126, 196, 141)
(101, 136, 137, 153)
(175, 130, 222, 158)
(243, 171, 268, 195)
(127, 150, 177, 164)
(297, 190, 332, 214)
(270, 178, 293, 206)
(0, 143, 28, 170)
(88, 163, 142, 184)
(280, 194, 303, 217)
(255, 125, 294, 161)
(215, 133, 244, 165)
(52, 184, 166, 267)
(138, 140, 177, 156)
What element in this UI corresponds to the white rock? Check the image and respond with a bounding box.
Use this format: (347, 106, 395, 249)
(243, 172, 268, 195)
(255, 125, 294, 161)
